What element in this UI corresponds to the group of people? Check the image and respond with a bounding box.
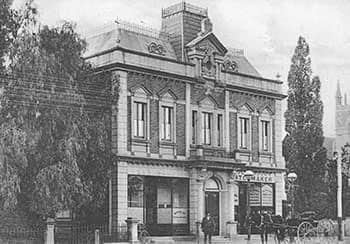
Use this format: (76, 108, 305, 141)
(247, 210, 276, 244)
(201, 211, 283, 244)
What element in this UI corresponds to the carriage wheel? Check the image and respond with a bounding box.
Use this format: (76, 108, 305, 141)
(297, 222, 316, 244)
(316, 219, 336, 243)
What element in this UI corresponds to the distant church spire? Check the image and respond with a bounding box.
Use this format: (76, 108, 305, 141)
(336, 80, 342, 105)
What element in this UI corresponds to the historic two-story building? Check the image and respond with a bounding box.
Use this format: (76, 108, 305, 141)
(84, 2, 286, 238)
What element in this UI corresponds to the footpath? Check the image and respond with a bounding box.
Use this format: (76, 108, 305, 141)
(172, 235, 350, 244)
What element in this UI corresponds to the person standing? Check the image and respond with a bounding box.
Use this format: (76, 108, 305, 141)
(258, 210, 273, 244)
(201, 212, 216, 244)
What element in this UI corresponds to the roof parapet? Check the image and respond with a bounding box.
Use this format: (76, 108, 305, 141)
(84, 18, 170, 41)
(162, 2, 208, 18)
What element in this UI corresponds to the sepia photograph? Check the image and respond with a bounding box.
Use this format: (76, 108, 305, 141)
(0, 0, 349, 243)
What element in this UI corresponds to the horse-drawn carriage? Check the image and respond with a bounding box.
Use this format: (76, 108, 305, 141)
(265, 211, 337, 244)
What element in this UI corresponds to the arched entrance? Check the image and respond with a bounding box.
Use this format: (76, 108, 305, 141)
(204, 177, 221, 235)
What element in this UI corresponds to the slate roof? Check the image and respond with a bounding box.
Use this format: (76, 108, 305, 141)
(84, 28, 177, 60)
(224, 48, 262, 77)
(84, 26, 262, 78)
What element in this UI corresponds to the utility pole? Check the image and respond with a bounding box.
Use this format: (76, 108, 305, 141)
(334, 151, 344, 241)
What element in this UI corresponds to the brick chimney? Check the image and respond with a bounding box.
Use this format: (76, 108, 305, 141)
(161, 2, 209, 61)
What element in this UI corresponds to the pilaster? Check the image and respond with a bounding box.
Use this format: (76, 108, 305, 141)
(224, 90, 230, 152)
(113, 70, 128, 155)
(185, 83, 191, 157)
(116, 161, 128, 225)
(189, 169, 205, 235)
(275, 173, 284, 215)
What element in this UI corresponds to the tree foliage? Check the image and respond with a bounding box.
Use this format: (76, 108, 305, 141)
(283, 36, 330, 217)
(0, 0, 18, 71)
(0, 0, 113, 222)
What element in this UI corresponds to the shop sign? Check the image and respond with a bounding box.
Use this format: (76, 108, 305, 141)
(249, 186, 261, 206)
(261, 184, 273, 206)
(172, 208, 188, 224)
(231, 170, 274, 183)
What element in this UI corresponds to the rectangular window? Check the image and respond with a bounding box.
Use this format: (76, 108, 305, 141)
(217, 114, 223, 147)
(161, 106, 173, 141)
(202, 112, 212, 145)
(133, 102, 146, 138)
(192, 111, 197, 144)
(261, 120, 270, 151)
(239, 117, 249, 148)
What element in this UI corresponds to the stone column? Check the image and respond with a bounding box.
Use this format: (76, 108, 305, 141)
(94, 229, 100, 244)
(198, 179, 205, 221)
(275, 173, 283, 215)
(197, 178, 205, 238)
(125, 218, 139, 244)
(189, 169, 205, 236)
(226, 180, 237, 239)
(117, 161, 128, 225)
(45, 218, 55, 244)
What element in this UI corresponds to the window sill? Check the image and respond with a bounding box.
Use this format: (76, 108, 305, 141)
(132, 138, 150, 144)
(259, 151, 273, 156)
(236, 148, 251, 153)
(190, 144, 225, 150)
(159, 140, 176, 147)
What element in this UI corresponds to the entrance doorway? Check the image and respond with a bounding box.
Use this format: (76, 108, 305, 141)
(205, 192, 219, 235)
(204, 178, 221, 235)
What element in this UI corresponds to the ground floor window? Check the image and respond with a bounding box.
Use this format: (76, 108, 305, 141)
(127, 175, 189, 236)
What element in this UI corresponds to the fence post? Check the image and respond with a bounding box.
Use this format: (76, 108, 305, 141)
(46, 218, 55, 244)
(95, 229, 100, 244)
(125, 217, 139, 244)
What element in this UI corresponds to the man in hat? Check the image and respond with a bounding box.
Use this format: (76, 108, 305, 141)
(201, 212, 216, 244)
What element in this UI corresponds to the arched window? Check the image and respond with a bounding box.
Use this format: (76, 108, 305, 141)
(205, 177, 221, 191)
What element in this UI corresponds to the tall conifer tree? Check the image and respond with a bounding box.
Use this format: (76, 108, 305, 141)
(283, 36, 329, 216)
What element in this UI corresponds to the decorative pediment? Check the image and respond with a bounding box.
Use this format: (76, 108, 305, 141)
(239, 103, 254, 113)
(200, 95, 218, 108)
(130, 85, 152, 97)
(159, 89, 177, 101)
(260, 106, 274, 116)
(186, 32, 227, 56)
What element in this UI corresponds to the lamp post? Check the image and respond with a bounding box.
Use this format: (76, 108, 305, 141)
(333, 151, 344, 241)
(244, 170, 254, 241)
(287, 172, 297, 243)
(287, 172, 297, 219)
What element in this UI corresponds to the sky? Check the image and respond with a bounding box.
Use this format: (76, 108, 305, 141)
(13, 0, 350, 137)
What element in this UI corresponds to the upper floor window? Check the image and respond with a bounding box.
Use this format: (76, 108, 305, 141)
(239, 117, 249, 149)
(202, 112, 212, 145)
(261, 120, 270, 151)
(133, 102, 146, 138)
(161, 106, 173, 141)
(192, 111, 197, 144)
(217, 114, 223, 147)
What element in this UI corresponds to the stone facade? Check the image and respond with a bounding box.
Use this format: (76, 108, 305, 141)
(85, 2, 286, 238)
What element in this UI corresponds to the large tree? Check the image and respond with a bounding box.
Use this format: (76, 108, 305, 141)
(0, 0, 113, 222)
(0, 0, 18, 71)
(283, 36, 330, 217)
